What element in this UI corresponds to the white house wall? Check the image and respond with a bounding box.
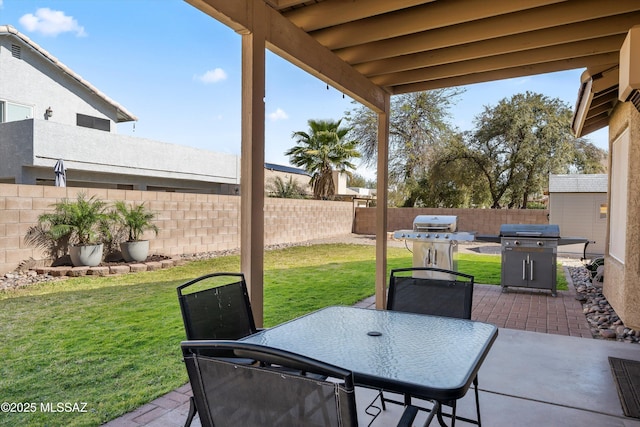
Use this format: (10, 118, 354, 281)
(1, 119, 240, 189)
(0, 35, 119, 127)
(0, 120, 33, 182)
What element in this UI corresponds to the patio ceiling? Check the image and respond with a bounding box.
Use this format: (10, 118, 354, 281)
(269, 0, 638, 95)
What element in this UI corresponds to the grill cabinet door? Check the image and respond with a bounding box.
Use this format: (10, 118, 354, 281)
(502, 247, 530, 288)
(527, 249, 556, 290)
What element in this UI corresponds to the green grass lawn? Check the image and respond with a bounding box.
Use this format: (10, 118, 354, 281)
(0, 243, 567, 426)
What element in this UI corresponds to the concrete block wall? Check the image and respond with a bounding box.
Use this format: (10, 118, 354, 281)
(354, 207, 549, 235)
(0, 184, 354, 275)
(264, 198, 354, 245)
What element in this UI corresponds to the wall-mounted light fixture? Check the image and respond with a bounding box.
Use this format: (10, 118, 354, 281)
(45, 107, 53, 118)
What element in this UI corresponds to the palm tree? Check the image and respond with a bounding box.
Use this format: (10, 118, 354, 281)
(267, 176, 307, 199)
(286, 119, 360, 200)
(113, 201, 159, 242)
(37, 193, 109, 246)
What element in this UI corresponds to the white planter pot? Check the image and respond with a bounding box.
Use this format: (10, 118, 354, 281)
(120, 240, 150, 262)
(69, 244, 104, 267)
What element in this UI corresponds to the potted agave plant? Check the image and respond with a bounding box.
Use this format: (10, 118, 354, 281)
(113, 201, 159, 262)
(37, 193, 109, 267)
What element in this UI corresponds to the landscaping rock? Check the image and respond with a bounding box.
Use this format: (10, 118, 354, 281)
(88, 266, 110, 276)
(129, 264, 148, 273)
(109, 265, 131, 275)
(0, 269, 57, 291)
(67, 267, 90, 277)
(160, 260, 174, 269)
(569, 264, 639, 344)
(145, 262, 162, 271)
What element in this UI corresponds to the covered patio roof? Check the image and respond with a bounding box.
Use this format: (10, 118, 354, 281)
(185, 0, 640, 324)
(190, 0, 640, 102)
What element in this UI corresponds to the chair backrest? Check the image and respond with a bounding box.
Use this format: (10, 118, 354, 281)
(181, 340, 358, 427)
(388, 267, 474, 319)
(177, 273, 257, 340)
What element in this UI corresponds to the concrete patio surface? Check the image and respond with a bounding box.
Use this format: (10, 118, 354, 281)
(102, 239, 640, 426)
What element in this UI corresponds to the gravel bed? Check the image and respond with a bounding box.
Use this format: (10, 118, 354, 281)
(570, 264, 640, 344)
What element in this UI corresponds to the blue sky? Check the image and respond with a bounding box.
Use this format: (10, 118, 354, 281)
(1, 0, 608, 178)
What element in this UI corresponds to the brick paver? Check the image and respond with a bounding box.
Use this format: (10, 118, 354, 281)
(471, 283, 592, 338)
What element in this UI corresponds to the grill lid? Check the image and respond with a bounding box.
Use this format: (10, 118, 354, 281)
(413, 215, 457, 232)
(499, 224, 560, 238)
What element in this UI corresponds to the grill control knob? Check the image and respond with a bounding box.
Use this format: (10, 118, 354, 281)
(425, 233, 430, 238)
(514, 240, 520, 246)
(416, 233, 421, 238)
(537, 241, 543, 246)
(445, 234, 450, 239)
(435, 234, 440, 238)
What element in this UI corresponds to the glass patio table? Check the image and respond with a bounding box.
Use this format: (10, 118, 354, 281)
(242, 305, 498, 424)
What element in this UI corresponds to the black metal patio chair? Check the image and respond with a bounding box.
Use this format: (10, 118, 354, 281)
(372, 267, 482, 427)
(176, 272, 258, 427)
(181, 340, 426, 427)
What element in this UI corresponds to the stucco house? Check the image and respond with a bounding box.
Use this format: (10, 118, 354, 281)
(0, 25, 240, 194)
(572, 24, 640, 333)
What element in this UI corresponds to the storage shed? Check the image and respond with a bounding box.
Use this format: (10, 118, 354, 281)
(548, 174, 607, 256)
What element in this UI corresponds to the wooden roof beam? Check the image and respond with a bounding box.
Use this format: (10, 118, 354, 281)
(355, 13, 640, 76)
(311, 0, 564, 50)
(336, 0, 640, 63)
(283, 0, 432, 32)
(391, 52, 619, 93)
(371, 36, 624, 87)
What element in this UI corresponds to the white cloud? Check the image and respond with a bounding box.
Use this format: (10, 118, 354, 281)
(511, 77, 532, 86)
(267, 108, 289, 121)
(196, 68, 227, 83)
(19, 8, 86, 37)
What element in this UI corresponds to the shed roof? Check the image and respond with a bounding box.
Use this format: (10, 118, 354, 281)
(264, 162, 310, 176)
(0, 25, 137, 123)
(549, 174, 608, 193)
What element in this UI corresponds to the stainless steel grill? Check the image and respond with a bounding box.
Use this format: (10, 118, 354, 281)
(393, 215, 474, 279)
(499, 224, 560, 296)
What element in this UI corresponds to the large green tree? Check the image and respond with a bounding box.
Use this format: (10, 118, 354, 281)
(460, 92, 606, 208)
(286, 119, 360, 200)
(345, 89, 463, 206)
(413, 136, 492, 208)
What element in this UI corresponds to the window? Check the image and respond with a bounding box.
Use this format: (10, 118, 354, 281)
(76, 113, 110, 131)
(599, 203, 608, 219)
(0, 100, 33, 123)
(609, 128, 629, 263)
